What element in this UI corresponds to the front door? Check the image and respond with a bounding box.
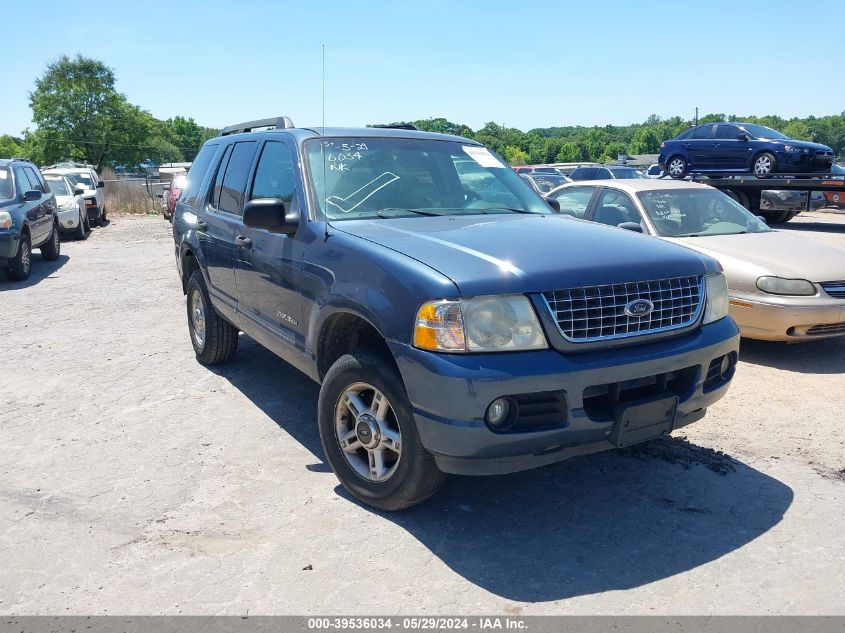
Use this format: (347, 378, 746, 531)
(712, 124, 747, 169)
(235, 139, 304, 347)
(201, 141, 258, 310)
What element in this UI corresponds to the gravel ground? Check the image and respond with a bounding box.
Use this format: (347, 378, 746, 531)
(1, 212, 843, 615)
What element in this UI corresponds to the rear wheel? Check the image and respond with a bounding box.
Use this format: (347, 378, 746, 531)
(723, 189, 750, 210)
(667, 156, 688, 179)
(186, 270, 239, 364)
(753, 152, 777, 176)
(318, 350, 446, 511)
(5, 232, 32, 281)
(98, 206, 107, 226)
(40, 223, 61, 261)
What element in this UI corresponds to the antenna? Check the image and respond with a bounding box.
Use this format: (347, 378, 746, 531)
(322, 43, 329, 242)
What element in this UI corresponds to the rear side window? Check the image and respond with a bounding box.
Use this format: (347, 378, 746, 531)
(218, 142, 258, 215)
(594, 168, 612, 180)
(15, 167, 36, 193)
(180, 143, 219, 206)
(250, 141, 295, 202)
(210, 145, 234, 209)
(25, 167, 48, 193)
(691, 125, 713, 140)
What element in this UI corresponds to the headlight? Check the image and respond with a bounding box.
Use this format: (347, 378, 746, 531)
(703, 273, 729, 324)
(783, 145, 799, 153)
(414, 295, 548, 353)
(756, 276, 816, 296)
(59, 201, 77, 211)
(0, 211, 12, 229)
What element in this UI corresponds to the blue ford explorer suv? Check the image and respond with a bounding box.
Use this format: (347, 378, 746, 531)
(659, 122, 835, 178)
(173, 117, 740, 510)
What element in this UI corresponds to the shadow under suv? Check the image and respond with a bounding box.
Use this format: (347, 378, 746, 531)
(173, 117, 740, 510)
(659, 122, 835, 178)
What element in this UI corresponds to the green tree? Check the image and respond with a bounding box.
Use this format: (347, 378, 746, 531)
(0, 135, 23, 158)
(502, 145, 529, 165)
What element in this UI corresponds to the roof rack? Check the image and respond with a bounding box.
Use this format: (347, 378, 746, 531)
(219, 116, 295, 136)
(370, 123, 419, 131)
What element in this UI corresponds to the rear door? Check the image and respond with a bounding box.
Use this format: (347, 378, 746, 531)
(688, 124, 716, 167)
(235, 138, 304, 346)
(713, 124, 747, 168)
(15, 167, 49, 245)
(201, 141, 258, 309)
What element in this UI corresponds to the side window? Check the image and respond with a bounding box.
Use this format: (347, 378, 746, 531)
(250, 141, 295, 202)
(574, 168, 595, 180)
(15, 167, 36, 193)
(593, 189, 640, 227)
(551, 186, 595, 218)
(210, 145, 234, 209)
(218, 141, 258, 215)
(691, 125, 714, 140)
(180, 143, 219, 206)
(715, 125, 739, 140)
(25, 167, 48, 193)
(594, 169, 612, 180)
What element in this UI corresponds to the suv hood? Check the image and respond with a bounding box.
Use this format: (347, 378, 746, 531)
(333, 214, 715, 296)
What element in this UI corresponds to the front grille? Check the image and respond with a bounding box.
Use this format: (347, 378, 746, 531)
(542, 276, 704, 342)
(821, 281, 845, 298)
(806, 322, 845, 336)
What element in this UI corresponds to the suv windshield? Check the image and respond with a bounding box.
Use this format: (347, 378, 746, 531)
(46, 178, 71, 196)
(637, 189, 771, 237)
(304, 138, 550, 221)
(0, 167, 11, 199)
(64, 172, 95, 189)
(741, 124, 788, 140)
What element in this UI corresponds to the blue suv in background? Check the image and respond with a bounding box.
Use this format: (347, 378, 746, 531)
(659, 122, 835, 178)
(173, 117, 740, 510)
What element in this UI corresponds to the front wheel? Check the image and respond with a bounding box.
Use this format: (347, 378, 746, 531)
(753, 152, 777, 176)
(5, 233, 32, 281)
(98, 206, 108, 226)
(186, 270, 239, 364)
(667, 156, 688, 179)
(76, 209, 88, 240)
(41, 223, 61, 261)
(318, 351, 446, 511)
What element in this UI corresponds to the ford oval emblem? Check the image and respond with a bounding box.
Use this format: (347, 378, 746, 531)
(624, 299, 654, 318)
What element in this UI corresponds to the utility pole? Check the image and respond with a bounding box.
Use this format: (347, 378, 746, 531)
(695, 107, 699, 126)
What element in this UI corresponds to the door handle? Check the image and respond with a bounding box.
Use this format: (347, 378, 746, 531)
(235, 235, 253, 249)
(195, 218, 208, 232)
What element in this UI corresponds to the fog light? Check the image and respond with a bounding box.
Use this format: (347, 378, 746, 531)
(719, 353, 734, 379)
(486, 398, 511, 428)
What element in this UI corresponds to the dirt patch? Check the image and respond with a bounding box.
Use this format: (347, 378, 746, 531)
(621, 435, 739, 475)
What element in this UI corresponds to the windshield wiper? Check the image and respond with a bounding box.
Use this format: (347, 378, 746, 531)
(375, 208, 449, 218)
(475, 207, 534, 214)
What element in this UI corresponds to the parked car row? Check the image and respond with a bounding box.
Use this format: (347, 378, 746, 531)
(1, 158, 107, 282)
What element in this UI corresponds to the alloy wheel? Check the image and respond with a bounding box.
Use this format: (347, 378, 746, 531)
(334, 382, 402, 482)
(20, 241, 31, 274)
(189, 288, 206, 348)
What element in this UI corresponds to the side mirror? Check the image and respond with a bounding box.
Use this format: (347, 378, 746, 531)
(618, 221, 644, 233)
(97, 181, 105, 188)
(242, 198, 299, 235)
(22, 190, 42, 202)
(73, 188, 85, 196)
(544, 197, 561, 213)
(756, 215, 768, 224)
(737, 133, 749, 141)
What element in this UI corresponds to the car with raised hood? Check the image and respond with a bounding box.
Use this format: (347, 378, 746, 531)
(549, 179, 845, 341)
(659, 122, 835, 178)
(172, 117, 739, 510)
(0, 158, 61, 281)
(45, 174, 89, 239)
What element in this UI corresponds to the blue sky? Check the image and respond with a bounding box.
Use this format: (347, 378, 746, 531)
(2, 0, 843, 136)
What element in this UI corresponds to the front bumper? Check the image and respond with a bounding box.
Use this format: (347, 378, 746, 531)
(0, 229, 21, 261)
(777, 150, 834, 172)
(58, 208, 80, 231)
(729, 292, 845, 341)
(388, 317, 740, 475)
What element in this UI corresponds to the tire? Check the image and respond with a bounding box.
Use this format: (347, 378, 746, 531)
(84, 213, 91, 232)
(4, 232, 32, 281)
(782, 210, 800, 223)
(186, 270, 238, 364)
(97, 206, 107, 226)
(75, 208, 87, 240)
(666, 156, 688, 179)
(40, 223, 61, 261)
(318, 350, 446, 511)
(761, 210, 790, 224)
(723, 189, 750, 209)
(753, 152, 777, 177)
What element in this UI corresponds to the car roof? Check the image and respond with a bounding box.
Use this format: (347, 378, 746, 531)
(214, 126, 479, 145)
(42, 166, 95, 173)
(549, 179, 714, 196)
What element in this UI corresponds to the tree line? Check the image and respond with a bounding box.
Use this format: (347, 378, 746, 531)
(2, 55, 844, 170)
(0, 55, 218, 171)
(380, 113, 845, 166)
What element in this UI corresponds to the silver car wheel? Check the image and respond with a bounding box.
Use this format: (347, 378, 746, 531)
(668, 158, 685, 176)
(189, 288, 206, 349)
(335, 382, 402, 482)
(754, 155, 773, 175)
(20, 241, 31, 273)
